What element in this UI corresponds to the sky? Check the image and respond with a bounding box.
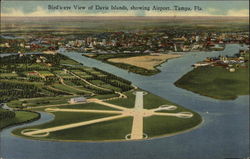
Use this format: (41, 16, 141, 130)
(1, 1, 249, 17)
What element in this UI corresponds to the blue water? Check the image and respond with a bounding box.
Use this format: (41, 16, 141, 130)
(1, 44, 249, 159)
(0, 52, 43, 57)
(0, 35, 24, 40)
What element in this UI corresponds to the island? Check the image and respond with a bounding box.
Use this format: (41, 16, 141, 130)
(175, 49, 249, 100)
(85, 53, 181, 75)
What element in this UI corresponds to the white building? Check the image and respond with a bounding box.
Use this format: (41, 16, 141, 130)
(69, 97, 86, 104)
(195, 35, 200, 42)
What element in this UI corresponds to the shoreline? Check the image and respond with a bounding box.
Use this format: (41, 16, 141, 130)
(83, 53, 182, 76)
(175, 82, 248, 101)
(10, 110, 203, 143)
(107, 53, 182, 71)
(0, 110, 41, 131)
(3, 44, 243, 143)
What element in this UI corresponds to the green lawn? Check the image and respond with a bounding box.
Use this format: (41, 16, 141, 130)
(93, 93, 119, 99)
(71, 70, 89, 76)
(47, 117, 132, 140)
(0, 79, 44, 86)
(22, 117, 133, 141)
(1, 54, 202, 141)
(12, 111, 130, 140)
(52, 83, 89, 94)
(7, 96, 74, 108)
(144, 113, 201, 137)
(90, 80, 121, 91)
(175, 65, 249, 100)
(0, 111, 40, 129)
(106, 90, 179, 109)
(53, 102, 119, 111)
(60, 59, 80, 65)
(0, 73, 18, 77)
(11, 90, 202, 141)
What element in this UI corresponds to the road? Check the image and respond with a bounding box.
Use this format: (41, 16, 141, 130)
(22, 114, 128, 137)
(57, 75, 94, 95)
(130, 91, 144, 140)
(45, 108, 123, 114)
(22, 91, 193, 140)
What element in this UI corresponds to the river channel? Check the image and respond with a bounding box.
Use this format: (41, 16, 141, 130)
(0, 44, 249, 159)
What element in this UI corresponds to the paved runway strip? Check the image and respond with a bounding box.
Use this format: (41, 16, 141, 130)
(22, 91, 193, 140)
(22, 114, 128, 137)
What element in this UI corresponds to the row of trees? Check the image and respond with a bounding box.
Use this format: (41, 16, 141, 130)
(93, 67, 132, 85)
(84, 68, 133, 92)
(66, 67, 133, 93)
(70, 79, 113, 95)
(0, 108, 15, 120)
(0, 82, 46, 103)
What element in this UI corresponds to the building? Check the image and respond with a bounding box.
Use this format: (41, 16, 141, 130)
(229, 68, 236, 72)
(69, 97, 86, 104)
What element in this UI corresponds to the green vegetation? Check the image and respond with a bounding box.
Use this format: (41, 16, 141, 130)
(8, 96, 73, 108)
(106, 90, 177, 109)
(175, 65, 249, 100)
(60, 59, 80, 65)
(144, 113, 201, 136)
(58, 103, 119, 111)
(108, 91, 202, 138)
(13, 114, 132, 141)
(0, 108, 15, 120)
(1, 46, 202, 142)
(108, 62, 160, 76)
(12, 91, 202, 141)
(1, 54, 133, 107)
(1, 53, 135, 134)
(0, 109, 40, 130)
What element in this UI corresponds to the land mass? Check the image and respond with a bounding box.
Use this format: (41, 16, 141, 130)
(107, 53, 181, 72)
(85, 53, 181, 75)
(0, 53, 202, 141)
(175, 50, 249, 100)
(0, 107, 40, 130)
(12, 91, 202, 141)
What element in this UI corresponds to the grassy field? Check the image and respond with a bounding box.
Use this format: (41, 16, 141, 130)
(12, 110, 130, 140)
(12, 90, 202, 141)
(1, 51, 202, 141)
(25, 117, 133, 141)
(90, 80, 121, 92)
(175, 65, 249, 100)
(60, 59, 80, 65)
(0, 73, 18, 77)
(57, 103, 119, 111)
(0, 110, 40, 129)
(106, 90, 179, 109)
(144, 113, 201, 137)
(7, 96, 74, 108)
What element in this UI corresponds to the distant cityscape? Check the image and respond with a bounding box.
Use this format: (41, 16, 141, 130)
(1, 31, 249, 54)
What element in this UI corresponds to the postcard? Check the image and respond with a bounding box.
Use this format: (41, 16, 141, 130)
(0, 0, 249, 159)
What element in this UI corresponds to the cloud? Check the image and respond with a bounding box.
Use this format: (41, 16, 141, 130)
(1, 6, 137, 17)
(226, 9, 249, 17)
(145, 8, 249, 17)
(206, 8, 219, 13)
(1, 6, 249, 17)
(145, 10, 216, 17)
